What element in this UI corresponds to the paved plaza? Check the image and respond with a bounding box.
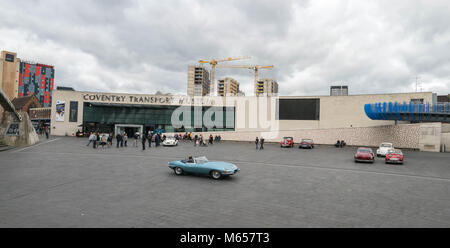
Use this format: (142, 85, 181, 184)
(0, 136, 449, 227)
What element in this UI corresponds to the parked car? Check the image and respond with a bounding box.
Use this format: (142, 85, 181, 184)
(376, 142, 394, 157)
(162, 136, 178, 146)
(299, 139, 314, 149)
(168, 156, 239, 180)
(385, 149, 404, 164)
(354, 147, 375, 163)
(75, 130, 85, 137)
(280, 137, 294, 148)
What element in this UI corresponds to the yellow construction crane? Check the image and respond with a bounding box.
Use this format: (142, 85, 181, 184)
(215, 64, 274, 93)
(199, 56, 251, 96)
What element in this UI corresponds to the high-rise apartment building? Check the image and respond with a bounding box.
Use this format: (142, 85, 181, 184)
(255, 78, 278, 96)
(187, 65, 210, 96)
(0, 50, 55, 107)
(217, 77, 239, 96)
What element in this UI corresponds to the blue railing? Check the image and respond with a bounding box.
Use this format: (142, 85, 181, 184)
(364, 102, 450, 122)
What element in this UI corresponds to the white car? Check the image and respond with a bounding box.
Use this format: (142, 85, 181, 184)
(162, 137, 178, 146)
(376, 142, 393, 157)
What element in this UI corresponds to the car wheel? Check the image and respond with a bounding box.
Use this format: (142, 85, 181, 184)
(210, 170, 222, 180)
(174, 167, 184, 175)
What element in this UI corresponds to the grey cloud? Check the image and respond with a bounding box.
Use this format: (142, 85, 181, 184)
(0, 0, 449, 96)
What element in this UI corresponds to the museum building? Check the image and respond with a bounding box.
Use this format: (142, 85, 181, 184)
(50, 88, 436, 138)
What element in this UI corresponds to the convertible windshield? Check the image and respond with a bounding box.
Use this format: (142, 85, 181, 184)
(381, 143, 392, 147)
(358, 148, 372, 153)
(195, 156, 209, 164)
(302, 139, 312, 142)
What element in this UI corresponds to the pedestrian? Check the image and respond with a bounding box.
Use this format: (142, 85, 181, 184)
(260, 137, 264, 150)
(123, 133, 128, 147)
(100, 134, 107, 149)
(107, 133, 113, 148)
(92, 133, 98, 149)
(149, 133, 154, 148)
(134, 132, 139, 147)
(155, 133, 160, 147)
(120, 132, 124, 147)
(209, 134, 213, 145)
(44, 125, 49, 139)
(334, 140, 340, 148)
(94, 132, 100, 149)
(116, 133, 121, 148)
(141, 132, 146, 150)
(218, 135, 221, 142)
(87, 132, 95, 146)
(255, 137, 259, 149)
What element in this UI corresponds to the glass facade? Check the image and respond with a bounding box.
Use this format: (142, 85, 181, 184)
(82, 102, 235, 134)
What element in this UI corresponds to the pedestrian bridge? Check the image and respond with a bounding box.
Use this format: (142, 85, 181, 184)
(364, 102, 450, 123)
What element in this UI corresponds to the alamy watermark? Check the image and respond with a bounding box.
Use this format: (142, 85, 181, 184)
(170, 96, 280, 139)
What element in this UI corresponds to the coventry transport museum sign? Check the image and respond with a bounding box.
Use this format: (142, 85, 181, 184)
(81, 93, 216, 105)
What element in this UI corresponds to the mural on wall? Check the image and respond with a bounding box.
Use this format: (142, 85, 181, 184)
(56, 100, 65, 122)
(18, 62, 55, 107)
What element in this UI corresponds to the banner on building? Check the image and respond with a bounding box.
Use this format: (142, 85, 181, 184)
(56, 100, 65, 122)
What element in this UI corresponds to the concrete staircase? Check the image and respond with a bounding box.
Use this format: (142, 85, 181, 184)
(0, 142, 13, 152)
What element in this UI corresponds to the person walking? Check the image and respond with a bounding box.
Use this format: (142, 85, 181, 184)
(44, 125, 49, 139)
(255, 137, 259, 149)
(260, 137, 264, 150)
(123, 133, 128, 147)
(87, 132, 95, 147)
(141, 132, 146, 150)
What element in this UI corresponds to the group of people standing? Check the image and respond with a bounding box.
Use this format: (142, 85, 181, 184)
(255, 137, 265, 150)
(87, 130, 225, 150)
(334, 140, 346, 148)
(86, 132, 132, 149)
(139, 131, 165, 150)
(179, 132, 221, 143)
(37, 125, 50, 139)
(192, 134, 216, 147)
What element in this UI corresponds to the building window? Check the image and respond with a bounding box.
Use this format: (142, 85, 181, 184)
(69, 101, 78, 122)
(411, 99, 424, 104)
(5, 53, 15, 62)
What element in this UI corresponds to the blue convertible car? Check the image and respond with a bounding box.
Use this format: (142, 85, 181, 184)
(168, 156, 239, 179)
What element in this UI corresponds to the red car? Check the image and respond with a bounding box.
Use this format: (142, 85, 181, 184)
(354, 147, 375, 163)
(385, 149, 404, 164)
(280, 137, 294, 148)
(299, 139, 314, 149)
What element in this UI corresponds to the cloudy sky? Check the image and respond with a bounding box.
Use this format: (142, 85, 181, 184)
(1, 0, 449, 96)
